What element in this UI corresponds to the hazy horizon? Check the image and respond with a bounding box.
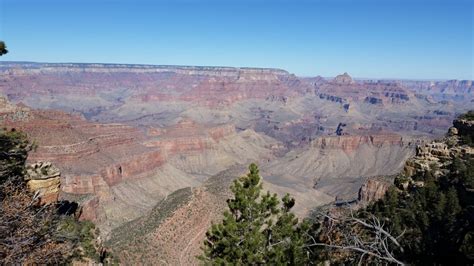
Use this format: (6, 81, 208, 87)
(1, 60, 471, 81)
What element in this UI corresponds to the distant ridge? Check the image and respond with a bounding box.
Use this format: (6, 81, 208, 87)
(0, 61, 290, 74)
(2, 61, 471, 82)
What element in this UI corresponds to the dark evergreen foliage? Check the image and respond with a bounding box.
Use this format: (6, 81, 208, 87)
(366, 151, 474, 264)
(0, 41, 8, 56)
(199, 163, 312, 264)
(0, 128, 104, 263)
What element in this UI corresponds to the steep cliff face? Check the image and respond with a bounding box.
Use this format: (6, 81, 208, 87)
(357, 177, 392, 205)
(25, 161, 61, 204)
(0, 62, 289, 77)
(0, 63, 302, 110)
(401, 117, 474, 184)
(5, 108, 164, 195)
(310, 133, 404, 153)
(144, 119, 236, 155)
(315, 75, 414, 107)
(1, 99, 172, 229)
(263, 132, 414, 206)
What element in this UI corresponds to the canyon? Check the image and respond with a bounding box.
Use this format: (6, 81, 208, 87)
(0, 62, 472, 263)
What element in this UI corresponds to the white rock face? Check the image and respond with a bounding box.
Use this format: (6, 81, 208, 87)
(26, 161, 61, 204)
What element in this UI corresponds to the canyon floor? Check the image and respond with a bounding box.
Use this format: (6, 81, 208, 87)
(0, 62, 472, 263)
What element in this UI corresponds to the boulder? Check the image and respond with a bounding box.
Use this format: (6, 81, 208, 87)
(26, 161, 61, 204)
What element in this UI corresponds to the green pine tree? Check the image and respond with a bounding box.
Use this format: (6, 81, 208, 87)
(0, 41, 8, 56)
(199, 163, 311, 265)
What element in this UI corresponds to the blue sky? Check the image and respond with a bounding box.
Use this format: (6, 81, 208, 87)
(0, 0, 472, 79)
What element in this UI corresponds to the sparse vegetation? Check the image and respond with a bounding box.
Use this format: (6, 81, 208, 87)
(199, 163, 313, 264)
(108, 187, 193, 246)
(362, 152, 473, 264)
(106, 187, 194, 263)
(0, 128, 105, 264)
(309, 112, 474, 264)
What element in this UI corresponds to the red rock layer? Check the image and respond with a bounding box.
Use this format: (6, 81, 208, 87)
(1, 97, 242, 225)
(313, 74, 415, 106)
(145, 119, 236, 154)
(1, 102, 166, 219)
(0, 63, 308, 107)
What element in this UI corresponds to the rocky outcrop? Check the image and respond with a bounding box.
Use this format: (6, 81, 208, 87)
(319, 93, 346, 104)
(25, 161, 61, 204)
(401, 116, 474, 188)
(364, 96, 383, 105)
(77, 197, 100, 221)
(265, 95, 288, 104)
(358, 177, 392, 205)
(403, 141, 450, 179)
(99, 151, 165, 186)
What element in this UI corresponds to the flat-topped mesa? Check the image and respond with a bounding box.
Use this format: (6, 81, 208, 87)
(0, 62, 289, 78)
(0, 62, 305, 108)
(332, 72, 354, 85)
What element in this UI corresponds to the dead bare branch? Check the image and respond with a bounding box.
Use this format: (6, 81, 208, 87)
(310, 209, 405, 265)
